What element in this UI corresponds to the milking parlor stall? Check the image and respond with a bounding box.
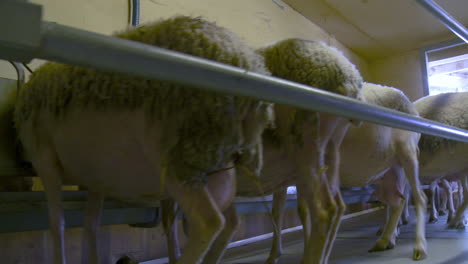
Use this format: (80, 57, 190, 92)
(1, 0, 468, 263)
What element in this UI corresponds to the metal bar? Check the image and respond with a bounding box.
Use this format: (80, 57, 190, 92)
(420, 48, 430, 96)
(0, 187, 376, 233)
(0, 208, 158, 233)
(415, 0, 468, 43)
(8, 62, 25, 92)
(33, 22, 468, 142)
(129, 0, 140, 26)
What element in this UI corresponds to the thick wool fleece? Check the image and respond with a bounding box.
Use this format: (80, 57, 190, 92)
(259, 38, 363, 146)
(362, 82, 419, 116)
(415, 92, 468, 154)
(15, 16, 272, 183)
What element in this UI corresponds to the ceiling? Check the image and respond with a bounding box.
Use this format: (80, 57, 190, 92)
(284, 0, 468, 60)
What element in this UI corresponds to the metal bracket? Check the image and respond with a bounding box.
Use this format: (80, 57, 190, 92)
(0, 0, 42, 62)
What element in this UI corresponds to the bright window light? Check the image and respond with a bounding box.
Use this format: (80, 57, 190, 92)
(427, 53, 468, 95)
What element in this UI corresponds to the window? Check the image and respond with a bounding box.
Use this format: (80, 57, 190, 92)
(422, 39, 468, 95)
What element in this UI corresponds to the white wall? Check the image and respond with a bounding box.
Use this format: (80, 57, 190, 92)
(138, 0, 370, 79)
(369, 50, 424, 101)
(0, 0, 369, 80)
(0, 0, 129, 80)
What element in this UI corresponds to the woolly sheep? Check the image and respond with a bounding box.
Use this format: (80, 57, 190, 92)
(424, 176, 462, 224)
(437, 177, 462, 222)
(162, 38, 364, 264)
(340, 83, 426, 259)
(414, 92, 468, 229)
(238, 38, 364, 264)
(267, 83, 427, 262)
(379, 92, 468, 246)
(14, 16, 272, 264)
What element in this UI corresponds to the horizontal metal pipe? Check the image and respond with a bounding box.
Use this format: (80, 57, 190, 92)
(415, 0, 468, 43)
(35, 22, 468, 142)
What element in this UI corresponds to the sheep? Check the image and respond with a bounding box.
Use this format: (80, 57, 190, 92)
(162, 38, 364, 264)
(14, 16, 273, 264)
(314, 83, 426, 260)
(266, 83, 428, 263)
(438, 177, 459, 221)
(425, 176, 461, 224)
(377, 92, 468, 243)
(414, 92, 468, 229)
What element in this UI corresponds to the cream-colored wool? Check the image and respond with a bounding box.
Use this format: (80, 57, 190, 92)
(415, 92, 468, 154)
(14, 16, 272, 183)
(259, 38, 363, 146)
(362, 82, 419, 116)
(260, 39, 362, 98)
(339, 82, 420, 189)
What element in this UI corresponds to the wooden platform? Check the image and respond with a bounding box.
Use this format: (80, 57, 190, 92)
(221, 208, 468, 264)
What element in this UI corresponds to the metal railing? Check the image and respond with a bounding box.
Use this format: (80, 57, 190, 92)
(415, 0, 468, 44)
(1, 1, 468, 143)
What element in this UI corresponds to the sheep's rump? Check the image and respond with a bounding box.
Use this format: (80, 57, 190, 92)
(415, 92, 468, 154)
(362, 82, 418, 116)
(259, 39, 363, 147)
(15, 16, 270, 183)
(338, 82, 418, 188)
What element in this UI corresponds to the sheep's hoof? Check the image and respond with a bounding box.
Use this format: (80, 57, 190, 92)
(447, 220, 466, 229)
(368, 239, 393, 252)
(413, 248, 427, 260)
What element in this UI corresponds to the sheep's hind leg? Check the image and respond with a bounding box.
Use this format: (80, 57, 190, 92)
(440, 179, 455, 223)
(438, 183, 448, 216)
(376, 206, 390, 236)
(161, 199, 181, 264)
(297, 185, 310, 249)
(323, 191, 345, 261)
(81, 191, 104, 264)
(448, 174, 468, 229)
(299, 115, 341, 264)
(265, 188, 287, 264)
(165, 176, 225, 264)
(322, 140, 345, 262)
(428, 181, 439, 223)
(369, 202, 404, 252)
(298, 158, 337, 264)
(369, 169, 405, 252)
(401, 186, 410, 225)
(301, 179, 337, 264)
(399, 144, 427, 260)
(203, 204, 240, 264)
(33, 148, 67, 264)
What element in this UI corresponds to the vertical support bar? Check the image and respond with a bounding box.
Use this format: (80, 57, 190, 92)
(129, 0, 140, 26)
(419, 48, 429, 97)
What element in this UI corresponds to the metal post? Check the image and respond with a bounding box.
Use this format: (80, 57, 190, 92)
(415, 0, 468, 43)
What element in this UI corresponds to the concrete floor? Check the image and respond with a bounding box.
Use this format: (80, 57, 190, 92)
(222, 209, 468, 264)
